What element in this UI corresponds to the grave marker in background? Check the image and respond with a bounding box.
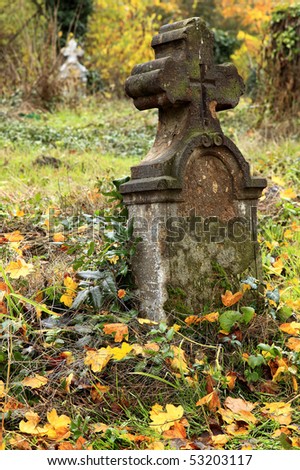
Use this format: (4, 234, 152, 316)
(59, 38, 88, 97)
(121, 17, 267, 321)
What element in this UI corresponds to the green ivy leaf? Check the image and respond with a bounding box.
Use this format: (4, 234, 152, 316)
(240, 306, 255, 325)
(248, 354, 265, 369)
(219, 311, 242, 332)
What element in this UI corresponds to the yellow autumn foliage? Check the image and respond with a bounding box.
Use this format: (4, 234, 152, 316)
(86, 0, 178, 93)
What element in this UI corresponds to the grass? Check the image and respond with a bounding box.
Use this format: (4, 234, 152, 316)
(0, 96, 300, 451)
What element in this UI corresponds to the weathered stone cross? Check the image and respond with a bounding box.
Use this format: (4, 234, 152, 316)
(121, 18, 266, 321)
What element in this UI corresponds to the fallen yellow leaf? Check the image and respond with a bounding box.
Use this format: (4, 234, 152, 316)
(272, 258, 284, 275)
(53, 232, 65, 242)
(19, 411, 46, 436)
(137, 318, 158, 325)
(64, 373, 74, 393)
(225, 422, 250, 436)
(261, 402, 293, 425)
(169, 345, 189, 374)
(211, 434, 231, 447)
(4, 230, 24, 242)
(286, 337, 300, 352)
(0, 380, 5, 398)
(185, 315, 200, 325)
(108, 255, 119, 264)
(201, 311, 219, 322)
(5, 258, 34, 279)
(284, 229, 293, 239)
(149, 403, 184, 433)
(106, 342, 132, 360)
(44, 409, 71, 441)
(226, 372, 237, 390)
(147, 441, 165, 450)
(185, 312, 219, 325)
(60, 276, 78, 307)
(280, 188, 297, 199)
(280, 322, 300, 336)
(22, 374, 48, 389)
(84, 348, 112, 372)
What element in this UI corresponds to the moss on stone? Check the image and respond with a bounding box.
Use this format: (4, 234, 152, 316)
(164, 285, 194, 318)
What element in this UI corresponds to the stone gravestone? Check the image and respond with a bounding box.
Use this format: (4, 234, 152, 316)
(59, 38, 88, 97)
(120, 17, 267, 321)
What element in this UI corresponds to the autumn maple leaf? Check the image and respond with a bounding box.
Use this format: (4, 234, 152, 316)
(103, 323, 129, 342)
(22, 374, 48, 389)
(221, 290, 243, 307)
(149, 403, 184, 433)
(5, 258, 34, 279)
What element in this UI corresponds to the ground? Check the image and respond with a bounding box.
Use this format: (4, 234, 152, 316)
(0, 97, 299, 450)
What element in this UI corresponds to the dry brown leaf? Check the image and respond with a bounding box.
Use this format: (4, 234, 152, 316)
(221, 290, 243, 307)
(92, 423, 109, 433)
(225, 422, 250, 436)
(0, 282, 10, 295)
(59, 437, 89, 450)
(163, 421, 187, 439)
(22, 374, 48, 389)
(103, 323, 129, 342)
(144, 342, 160, 353)
(226, 372, 237, 390)
(219, 397, 257, 426)
(90, 384, 110, 403)
(9, 434, 32, 450)
(2, 396, 24, 412)
(0, 301, 7, 314)
(272, 427, 291, 438)
(196, 391, 221, 411)
(224, 396, 256, 413)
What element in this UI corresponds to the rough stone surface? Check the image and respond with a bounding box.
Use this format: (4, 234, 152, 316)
(120, 17, 267, 321)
